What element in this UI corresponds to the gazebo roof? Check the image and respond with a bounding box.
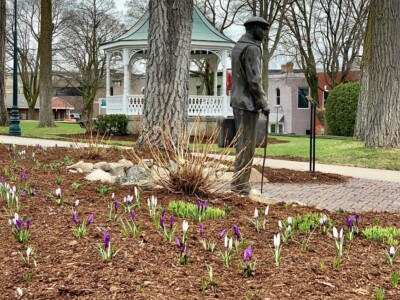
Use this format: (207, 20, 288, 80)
(100, 5, 235, 52)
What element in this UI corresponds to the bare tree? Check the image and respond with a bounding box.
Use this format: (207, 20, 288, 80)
(242, 0, 291, 90)
(315, 0, 368, 89)
(136, 0, 193, 149)
(283, 0, 368, 101)
(57, 0, 123, 122)
(38, 0, 55, 127)
(354, 0, 400, 148)
(124, 0, 148, 22)
(0, 0, 9, 125)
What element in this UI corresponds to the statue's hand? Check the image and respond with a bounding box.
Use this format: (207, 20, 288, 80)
(262, 108, 270, 116)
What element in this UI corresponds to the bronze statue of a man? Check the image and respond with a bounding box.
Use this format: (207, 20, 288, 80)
(230, 16, 270, 195)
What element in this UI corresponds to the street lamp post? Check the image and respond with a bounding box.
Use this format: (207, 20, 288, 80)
(9, 0, 21, 136)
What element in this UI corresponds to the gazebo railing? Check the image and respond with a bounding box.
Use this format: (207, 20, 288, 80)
(104, 94, 233, 117)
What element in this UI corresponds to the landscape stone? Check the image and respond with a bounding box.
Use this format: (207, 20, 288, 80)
(126, 165, 149, 181)
(85, 169, 112, 182)
(118, 159, 134, 170)
(93, 161, 110, 171)
(108, 163, 126, 177)
(67, 161, 94, 173)
(249, 167, 269, 184)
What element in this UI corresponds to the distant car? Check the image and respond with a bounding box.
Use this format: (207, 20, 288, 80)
(70, 113, 80, 120)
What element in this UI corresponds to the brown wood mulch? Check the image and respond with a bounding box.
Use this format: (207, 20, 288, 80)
(0, 145, 398, 299)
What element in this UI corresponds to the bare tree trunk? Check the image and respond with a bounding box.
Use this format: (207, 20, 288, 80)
(136, 0, 193, 149)
(0, 0, 8, 126)
(39, 0, 55, 127)
(354, 8, 372, 141)
(358, 0, 400, 148)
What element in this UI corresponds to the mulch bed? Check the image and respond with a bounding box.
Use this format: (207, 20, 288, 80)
(0, 145, 398, 299)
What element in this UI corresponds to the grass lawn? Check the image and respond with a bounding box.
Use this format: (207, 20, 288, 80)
(0, 120, 85, 139)
(0, 121, 399, 170)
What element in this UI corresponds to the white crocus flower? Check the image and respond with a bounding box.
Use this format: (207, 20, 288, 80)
(278, 220, 283, 229)
(111, 192, 115, 199)
(286, 225, 292, 233)
(390, 246, 396, 256)
(27, 246, 32, 259)
(134, 187, 138, 199)
(74, 200, 80, 207)
(8, 219, 12, 226)
(228, 237, 233, 251)
(287, 216, 292, 225)
(254, 208, 259, 219)
(147, 198, 151, 207)
(16, 287, 23, 297)
(339, 228, 343, 239)
(264, 206, 269, 216)
(182, 220, 189, 233)
(55, 188, 61, 198)
(274, 233, 281, 248)
(14, 212, 19, 221)
(333, 227, 338, 239)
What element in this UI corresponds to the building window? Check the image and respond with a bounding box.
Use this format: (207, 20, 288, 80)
(276, 88, 281, 106)
(323, 90, 329, 107)
(217, 85, 221, 96)
(298, 87, 309, 109)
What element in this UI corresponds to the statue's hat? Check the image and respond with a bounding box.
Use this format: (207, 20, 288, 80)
(244, 16, 269, 30)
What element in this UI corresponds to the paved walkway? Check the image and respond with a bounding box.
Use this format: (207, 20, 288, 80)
(1, 135, 400, 212)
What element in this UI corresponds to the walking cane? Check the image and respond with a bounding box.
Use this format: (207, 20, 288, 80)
(260, 113, 269, 194)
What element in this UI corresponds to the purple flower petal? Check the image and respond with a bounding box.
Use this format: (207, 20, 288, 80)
(159, 215, 165, 229)
(169, 215, 174, 229)
(219, 229, 226, 239)
(114, 200, 119, 210)
(175, 237, 181, 247)
(86, 214, 94, 226)
(355, 213, 360, 223)
(199, 223, 204, 236)
(130, 210, 135, 221)
(243, 246, 252, 261)
(16, 219, 23, 230)
(233, 225, 241, 239)
(103, 231, 111, 249)
(26, 219, 31, 230)
(72, 211, 80, 225)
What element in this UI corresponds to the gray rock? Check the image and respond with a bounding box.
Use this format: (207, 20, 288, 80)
(249, 167, 268, 184)
(126, 165, 149, 181)
(93, 161, 110, 171)
(85, 169, 112, 182)
(108, 163, 125, 177)
(118, 159, 134, 170)
(67, 161, 94, 173)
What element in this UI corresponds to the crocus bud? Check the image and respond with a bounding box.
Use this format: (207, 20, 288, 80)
(228, 237, 233, 251)
(274, 233, 281, 248)
(287, 216, 292, 225)
(390, 246, 396, 256)
(111, 192, 115, 200)
(219, 229, 226, 239)
(72, 211, 79, 225)
(27, 246, 32, 258)
(16, 287, 23, 297)
(254, 208, 259, 219)
(265, 206, 269, 217)
(243, 246, 252, 261)
(114, 200, 119, 210)
(278, 220, 282, 229)
(339, 228, 343, 239)
(333, 227, 338, 239)
(134, 187, 138, 199)
(169, 215, 174, 229)
(130, 210, 135, 221)
(103, 231, 111, 249)
(199, 223, 204, 236)
(182, 220, 189, 233)
(86, 214, 94, 226)
(26, 219, 31, 230)
(224, 235, 228, 248)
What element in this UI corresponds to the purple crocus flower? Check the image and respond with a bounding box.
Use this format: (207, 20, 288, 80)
(20, 173, 28, 181)
(103, 231, 111, 249)
(0, 176, 4, 183)
(204, 201, 209, 211)
(72, 211, 80, 225)
(197, 200, 202, 212)
(243, 246, 253, 262)
(219, 229, 226, 239)
(159, 214, 165, 229)
(10, 152, 15, 158)
(26, 219, 31, 230)
(175, 236, 181, 247)
(16, 219, 23, 230)
(233, 225, 241, 239)
(86, 214, 94, 226)
(130, 210, 135, 221)
(355, 213, 360, 224)
(169, 215, 174, 230)
(199, 223, 204, 236)
(346, 216, 354, 229)
(175, 237, 185, 254)
(113, 200, 119, 210)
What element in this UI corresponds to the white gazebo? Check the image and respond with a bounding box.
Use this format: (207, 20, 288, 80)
(99, 6, 235, 118)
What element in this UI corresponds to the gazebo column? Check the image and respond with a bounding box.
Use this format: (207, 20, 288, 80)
(123, 48, 130, 114)
(213, 57, 218, 96)
(106, 52, 111, 97)
(221, 50, 228, 117)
